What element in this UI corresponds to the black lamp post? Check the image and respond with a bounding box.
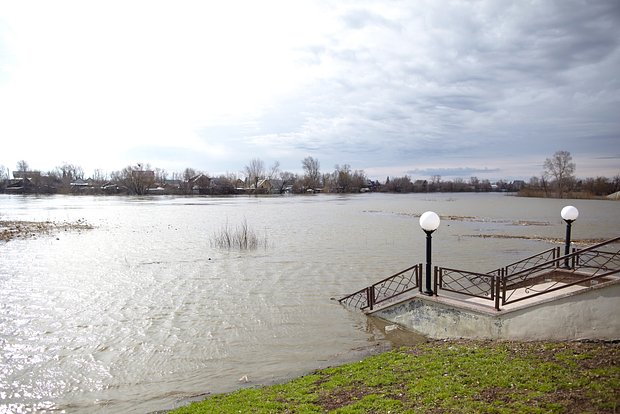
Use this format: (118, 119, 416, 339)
(561, 205, 579, 268)
(419, 211, 440, 295)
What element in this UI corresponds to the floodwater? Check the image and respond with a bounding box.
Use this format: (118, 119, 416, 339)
(0, 193, 618, 413)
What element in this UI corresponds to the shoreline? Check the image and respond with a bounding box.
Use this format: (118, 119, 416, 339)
(166, 338, 620, 413)
(0, 218, 93, 242)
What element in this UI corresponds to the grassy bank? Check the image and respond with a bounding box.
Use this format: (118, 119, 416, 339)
(170, 340, 619, 414)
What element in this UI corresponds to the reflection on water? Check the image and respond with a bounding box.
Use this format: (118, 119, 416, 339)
(0, 193, 618, 413)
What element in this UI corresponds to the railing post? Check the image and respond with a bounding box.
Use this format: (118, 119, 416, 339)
(433, 266, 438, 295)
(494, 269, 501, 311)
(564, 220, 574, 268)
(418, 263, 423, 293)
(499, 271, 508, 306)
(367, 285, 375, 311)
(572, 247, 577, 269)
(419, 263, 423, 290)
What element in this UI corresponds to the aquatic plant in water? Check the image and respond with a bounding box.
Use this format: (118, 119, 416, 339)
(210, 219, 268, 250)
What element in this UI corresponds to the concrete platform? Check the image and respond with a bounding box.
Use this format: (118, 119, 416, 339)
(370, 277, 620, 341)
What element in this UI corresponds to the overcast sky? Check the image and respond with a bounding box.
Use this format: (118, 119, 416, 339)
(0, 0, 618, 181)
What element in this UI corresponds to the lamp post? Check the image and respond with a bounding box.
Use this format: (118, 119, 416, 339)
(419, 211, 440, 295)
(561, 205, 579, 268)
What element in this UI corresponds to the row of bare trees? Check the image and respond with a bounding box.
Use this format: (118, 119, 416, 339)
(1, 151, 618, 197)
(240, 157, 372, 194)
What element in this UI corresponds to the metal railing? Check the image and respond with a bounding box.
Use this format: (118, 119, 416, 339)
(338, 264, 421, 311)
(576, 248, 620, 274)
(503, 247, 561, 278)
(434, 236, 620, 310)
(498, 247, 564, 306)
(435, 267, 501, 309)
(499, 237, 620, 307)
(340, 237, 619, 312)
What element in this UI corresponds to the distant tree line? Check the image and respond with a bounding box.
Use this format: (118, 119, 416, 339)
(519, 151, 620, 199)
(1, 151, 618, 198)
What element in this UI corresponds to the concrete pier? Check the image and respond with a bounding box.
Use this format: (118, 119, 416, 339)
(371, 278, 620, 341)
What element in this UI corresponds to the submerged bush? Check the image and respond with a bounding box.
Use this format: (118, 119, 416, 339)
(210, 219, 268, 250)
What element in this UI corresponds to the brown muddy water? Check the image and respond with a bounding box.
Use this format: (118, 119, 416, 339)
(0, 193, 618, 413)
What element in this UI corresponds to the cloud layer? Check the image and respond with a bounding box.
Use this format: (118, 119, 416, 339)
(0, 0, 618, 180)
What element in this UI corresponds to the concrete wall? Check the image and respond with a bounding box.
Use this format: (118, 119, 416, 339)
(373, 281, 620, 341)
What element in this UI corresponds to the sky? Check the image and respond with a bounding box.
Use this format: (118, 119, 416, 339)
(0, 0, 619, 182)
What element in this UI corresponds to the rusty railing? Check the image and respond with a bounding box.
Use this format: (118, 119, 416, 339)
(338, 264, 422, 311)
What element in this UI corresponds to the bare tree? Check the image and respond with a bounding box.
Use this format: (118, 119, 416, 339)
(540, 175, 549, 197)
(50, 162, 84, 193)
(120, 163, 155, 195)
(183, 168, 197, 181)
(302, 156, 321, 190)
(55, 162, 84, 180)
(278, 171, 297, 193)
(385, 175, 413, 192)
(244, 158, 265, 191)
(181, 168, 198, 194)
(543, 150, 576, 198)
(16, 160, 29, 176)
(613, 174, 620, 193)
(14, 160, 42, 192)
(268, 161, 281, 180)
(334, 164, 352, 192)
(351, 169, 367, 192)
(155, 168, 168, 186)
(210, 174, 236, 194)
(469, 176, 480, 191)
(92, 169, 108, 184)
(0, 165, 8, 190)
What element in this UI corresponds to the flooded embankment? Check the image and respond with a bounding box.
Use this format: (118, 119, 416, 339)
(0, 193, 618, 413)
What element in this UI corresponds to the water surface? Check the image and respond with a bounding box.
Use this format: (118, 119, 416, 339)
(1, 193, 618, 413)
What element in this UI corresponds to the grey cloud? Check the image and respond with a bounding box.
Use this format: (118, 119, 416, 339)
(125, 145, 207, 164)
(340, 8, 401, 31)
(594, 155, 620, 160)
(406, 167, 502, 177)
(196, 0, 620, 178)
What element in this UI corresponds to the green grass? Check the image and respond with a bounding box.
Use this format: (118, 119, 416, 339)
(170, 340, 619, 414)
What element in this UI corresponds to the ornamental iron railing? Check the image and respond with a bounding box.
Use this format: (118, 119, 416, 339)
(340, 237, 619, 312)
(338, 264, 421, 311)
(498, 237, 620, 307)
(435, 267, 497, 300)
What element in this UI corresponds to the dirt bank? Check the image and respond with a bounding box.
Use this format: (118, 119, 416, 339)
(0, 218, 93, 242)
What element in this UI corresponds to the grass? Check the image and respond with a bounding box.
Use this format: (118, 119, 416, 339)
(210, 219, 268, 250)
(169, 340, 619, 413)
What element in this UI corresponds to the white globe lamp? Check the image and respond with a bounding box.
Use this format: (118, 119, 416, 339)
(561, 206, 578, 268)
(419, 211, 440, 295)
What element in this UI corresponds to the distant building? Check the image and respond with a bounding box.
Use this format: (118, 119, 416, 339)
(13, 170, 41, 179)
(131, 170, 155, 180)
(511, 180, 526, 191)
(413, 180, 428, 192)
(70, 179, 89, 187)
(255, 179, 273, 193)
